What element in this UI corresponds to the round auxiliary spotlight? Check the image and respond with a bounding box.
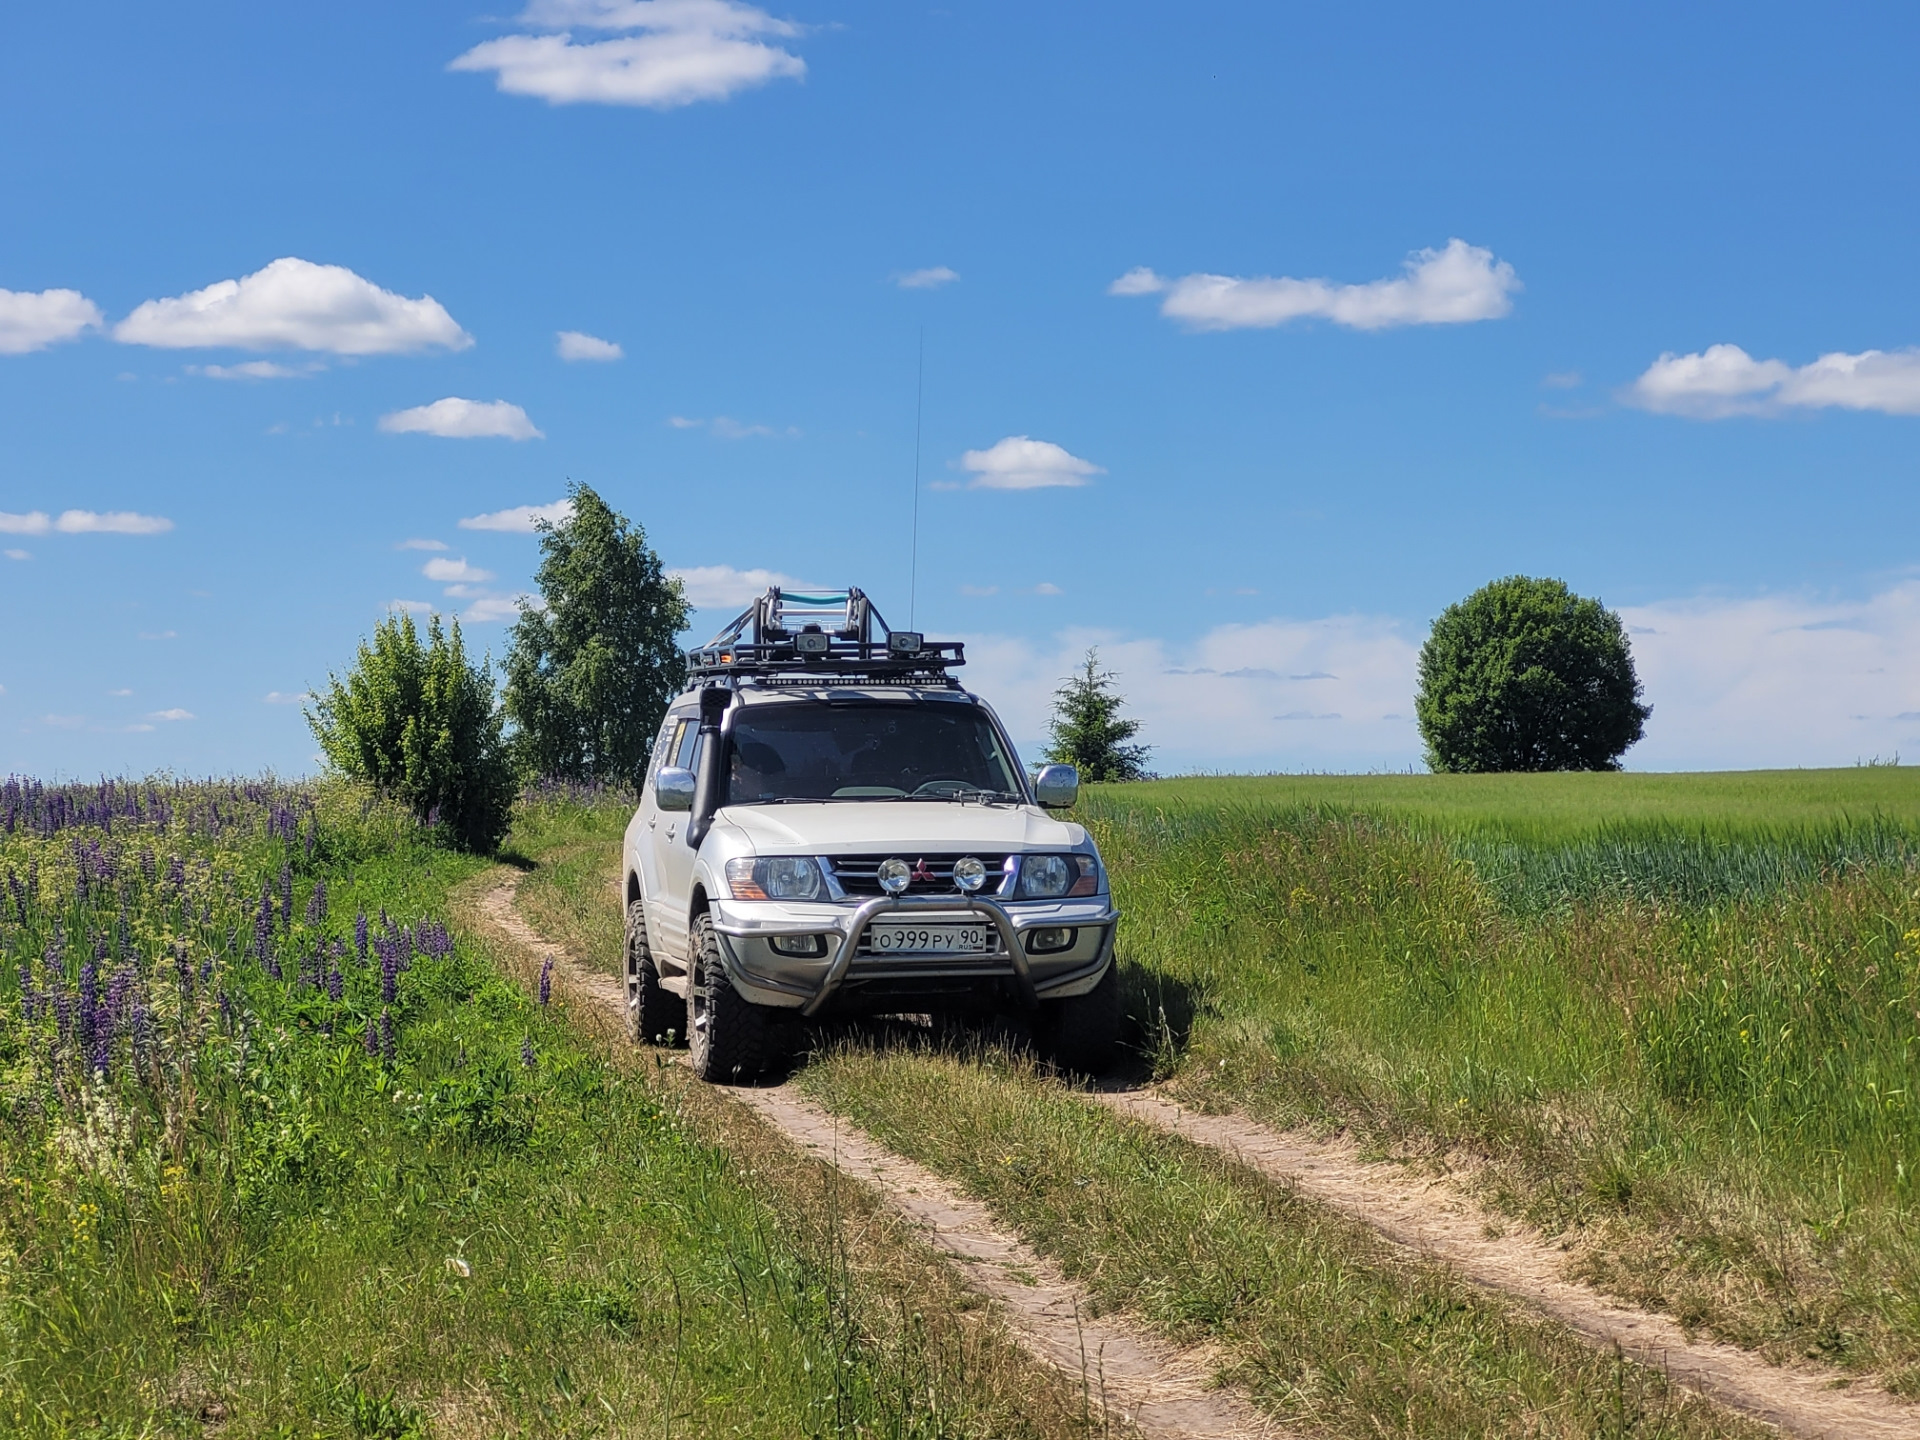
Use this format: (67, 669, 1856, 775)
(877, 858, 912, 894)
(952, 856, 987, 893)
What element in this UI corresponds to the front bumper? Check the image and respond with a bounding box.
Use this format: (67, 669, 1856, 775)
(709, 893, 1119, 1013)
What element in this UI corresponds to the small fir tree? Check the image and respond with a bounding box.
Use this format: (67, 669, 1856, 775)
(307, 612, 516, 852)
(1416, 574, 1650, 773)
(502, 482, 690, 785)
(1044, 649, 1151, 783)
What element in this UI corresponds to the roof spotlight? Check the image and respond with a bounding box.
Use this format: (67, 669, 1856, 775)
(888, 631, 923, 656)
(795, 629, 831, 656)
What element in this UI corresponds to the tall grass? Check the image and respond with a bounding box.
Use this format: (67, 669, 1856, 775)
(1076, 782, 1920, 1383)
(0, 777, 1083, 1437)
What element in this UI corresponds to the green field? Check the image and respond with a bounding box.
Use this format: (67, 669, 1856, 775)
(11, 766, 1918, 1437)
(0, 782, 1088, 1438)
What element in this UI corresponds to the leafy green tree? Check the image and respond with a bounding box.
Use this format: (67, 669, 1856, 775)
(1043, 649, 1151, 783)
(1416, 575, 1650, 773)
(307, 612, 516, 852)
(503, 482, 690, 785)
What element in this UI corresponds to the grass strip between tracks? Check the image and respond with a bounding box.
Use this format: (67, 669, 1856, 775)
(801, 1044, 1774, 1440)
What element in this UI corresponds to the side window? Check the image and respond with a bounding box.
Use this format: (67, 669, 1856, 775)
(647, 716, 677, 781)
(674, 722, 703, 772)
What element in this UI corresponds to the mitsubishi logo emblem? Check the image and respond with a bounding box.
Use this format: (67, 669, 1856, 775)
(910, 858, 935, 884)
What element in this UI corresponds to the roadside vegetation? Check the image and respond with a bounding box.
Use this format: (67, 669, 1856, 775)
(1079, 770, 1920, 1390)
(0, 778, 1092, 1438)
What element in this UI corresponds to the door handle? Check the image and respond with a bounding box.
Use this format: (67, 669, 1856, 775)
(665, 823, 676, 841)
(647, 814, 657, 829)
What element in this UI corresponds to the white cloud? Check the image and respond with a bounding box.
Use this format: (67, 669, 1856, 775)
(388, 599, 436, 615)
(423, 557, 495, 583)
(116, 258, 470, 355)
(398, 538, 449, 551)
(557, 329, 624, 361)
(670, 414, 797, 439)
(108, 688, 132, 696)
(670, 564, 803, 610)
(956, 436, 1104, 491)
(895, 266, 959, 290)
(464, 595, 533, 622)
(0, 512, 49, 535)
(147, 708, 194, 722)
(264, 691, 312, 705)
(460, 499, 574, 532)
(3, 549, 29, 561)
(960, 616, 1423, 774)
(450, 0, 805, 109)
(379, 398, 543, 440)
(55, 510, 173, 535)
(1109, 239, 1519, 332)
(1627, 344, 1920, 419)
(0, 287, 103, 354)
(960, 584, 999, 597)
(1033, 582, 1063, 596)
(189, 359, 318, 380)
(139, 630, 177, 640)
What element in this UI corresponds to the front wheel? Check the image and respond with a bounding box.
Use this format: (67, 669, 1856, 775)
(627, 898, 685, 1046)
(688, 913, 780, 1083)
(1038, 962, 1121, 1075)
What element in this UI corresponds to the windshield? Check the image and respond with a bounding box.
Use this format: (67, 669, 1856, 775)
(724, 700, 1022, 803)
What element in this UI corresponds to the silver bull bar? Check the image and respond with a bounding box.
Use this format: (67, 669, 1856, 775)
(807, 894, 1031, 1016)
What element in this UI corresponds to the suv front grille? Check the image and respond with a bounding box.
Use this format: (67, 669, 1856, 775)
(827, 853, 1012, 898)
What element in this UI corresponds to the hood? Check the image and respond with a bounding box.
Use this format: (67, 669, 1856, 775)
(714, 802, 1087, 854)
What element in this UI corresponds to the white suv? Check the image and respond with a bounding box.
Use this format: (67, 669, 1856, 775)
(622, 588, 1121, 1083)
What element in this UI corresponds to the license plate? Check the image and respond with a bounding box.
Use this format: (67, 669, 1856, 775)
(867, 923, 993, 954)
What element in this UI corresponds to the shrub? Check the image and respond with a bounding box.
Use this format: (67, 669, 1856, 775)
(502, 482, 689, 787)
(307, 612, 516, 852)
(1416, 575, 1650, 773)
(1044, 648, 1151, 783)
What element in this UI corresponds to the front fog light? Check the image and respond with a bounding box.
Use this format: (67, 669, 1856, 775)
(1025, 926, 1076, 955)
(726, 856, 824, 900)
(770, 934, 828, 958)
(877, 858, 912, 894)
(953, 856, 987, 892)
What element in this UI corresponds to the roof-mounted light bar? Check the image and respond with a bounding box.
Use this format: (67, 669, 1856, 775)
(685, 586, 964, 687)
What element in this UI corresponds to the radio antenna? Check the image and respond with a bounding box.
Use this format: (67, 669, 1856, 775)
(909, 328, 923, 631)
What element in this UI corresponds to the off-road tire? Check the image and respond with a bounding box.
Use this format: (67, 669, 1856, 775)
(626, 898, 685, 1046)
(688, 912, 777, 1083)
(1038, 961, 1121, 1074)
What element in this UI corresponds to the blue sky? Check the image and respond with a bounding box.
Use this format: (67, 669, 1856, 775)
(5, 1, 1920, 777)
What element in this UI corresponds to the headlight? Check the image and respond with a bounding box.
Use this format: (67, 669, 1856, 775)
(1014, 853, 1100, 899)
(725, 856, 825, 901)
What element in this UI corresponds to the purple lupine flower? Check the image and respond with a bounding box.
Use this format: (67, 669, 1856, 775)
(279, 862, 293, 933)
(326, 964, 343, 1002)
(199, 955, 214, 986)
(379, 1007, 394, 1063)
(539, 956, 553, 1007)
(306, 878, 328, 925)
(166, 854, 186, 892)
(262, 947, 281, 982)
(254, 884, 272, 961)
(354, 911, 368, 962)
(521, 1036, 535, 1068)
(379, 939, 399, 1004)
(77, 959, 98, 1057)
(18, 965, 35, 1021)
(362, 1016, 379, 1056)
(175, 943, 193, 998)
(139, 848, 156, 882)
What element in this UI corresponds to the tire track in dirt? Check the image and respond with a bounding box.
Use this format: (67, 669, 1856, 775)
(1094, 1090, 1920, 1440)
(473, 870, 1281, 1440)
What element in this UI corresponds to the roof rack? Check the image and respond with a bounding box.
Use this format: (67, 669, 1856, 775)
(686, 587, 965, 688)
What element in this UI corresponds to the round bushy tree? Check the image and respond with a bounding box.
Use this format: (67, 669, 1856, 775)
(307, 612, 516, 851)
(1416, 576, 1650, 773)
(503, 483, 690, 786)
(1044, 649, 1151, 783)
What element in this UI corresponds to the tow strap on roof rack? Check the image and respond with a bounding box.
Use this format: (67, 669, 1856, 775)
(685, 586, 965, 688)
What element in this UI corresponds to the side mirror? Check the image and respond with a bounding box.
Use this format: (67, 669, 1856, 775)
(1032, 763, 1080, 809)
(656, 767, 697, 812)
